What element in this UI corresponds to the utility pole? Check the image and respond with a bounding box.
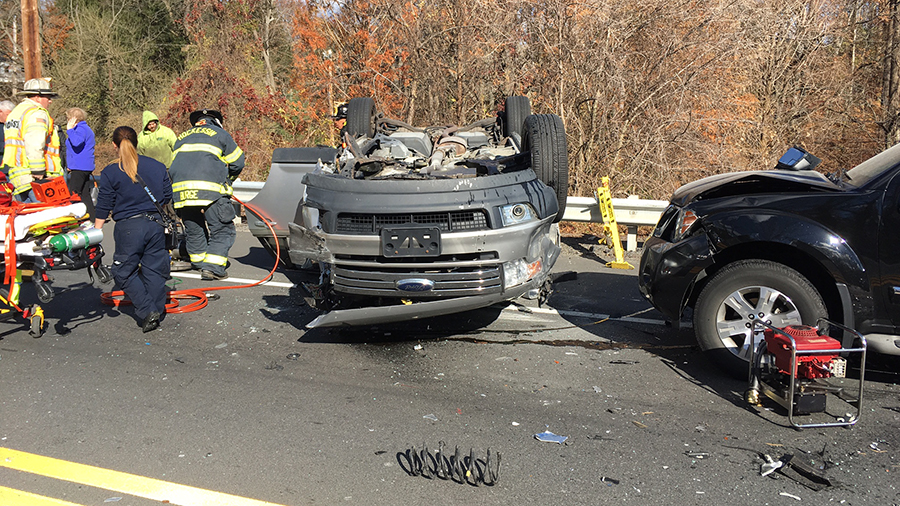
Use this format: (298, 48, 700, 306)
(21, 0, 41, 80)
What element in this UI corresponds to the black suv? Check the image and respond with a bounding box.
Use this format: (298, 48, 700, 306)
(639, 146, 900, 376)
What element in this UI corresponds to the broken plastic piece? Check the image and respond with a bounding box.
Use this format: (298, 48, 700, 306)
(760, 455, 783, 477)
(534, 430, 568, 444)
(423, 414, 438, 421)
(776, 454, 835, 490)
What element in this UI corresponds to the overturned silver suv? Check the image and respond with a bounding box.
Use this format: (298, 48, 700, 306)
(248, 96, 567, 328)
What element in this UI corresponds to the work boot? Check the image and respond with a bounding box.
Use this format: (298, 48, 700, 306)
(170, 260, 193, 272)
(200, 269, 228, 281)
(142, 311, 160, 333)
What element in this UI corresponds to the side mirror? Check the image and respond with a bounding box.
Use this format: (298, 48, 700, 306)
(775, 146, 822, 171)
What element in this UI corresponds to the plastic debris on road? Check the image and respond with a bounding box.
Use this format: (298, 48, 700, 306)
(423, 414, 438, 421)
(534, 430, 568, 444)
(760, 455, 783, 476)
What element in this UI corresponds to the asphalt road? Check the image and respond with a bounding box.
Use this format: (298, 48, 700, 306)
(1, 228, 899, 505)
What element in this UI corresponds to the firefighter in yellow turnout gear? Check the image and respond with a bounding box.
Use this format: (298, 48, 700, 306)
(169, 109, 244, 280)
(3, 79, 63, 202)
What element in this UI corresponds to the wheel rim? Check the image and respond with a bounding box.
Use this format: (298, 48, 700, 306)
(713, 285, 802, 360)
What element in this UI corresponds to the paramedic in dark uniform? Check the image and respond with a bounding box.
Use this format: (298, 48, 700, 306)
(168, 109, 244, 280)
(94, 126, 172, 333)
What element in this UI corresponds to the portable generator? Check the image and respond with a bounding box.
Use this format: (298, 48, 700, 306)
(746, 319, 867, 429)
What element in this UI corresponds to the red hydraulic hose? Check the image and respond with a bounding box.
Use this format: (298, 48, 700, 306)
(100, 196, 283, 314)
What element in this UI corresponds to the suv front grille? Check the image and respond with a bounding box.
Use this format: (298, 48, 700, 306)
(336, 211, 488, 235)
(332, 263, 502, 298)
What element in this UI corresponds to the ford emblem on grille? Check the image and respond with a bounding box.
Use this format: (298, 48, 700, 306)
(397, 278, 435, 292)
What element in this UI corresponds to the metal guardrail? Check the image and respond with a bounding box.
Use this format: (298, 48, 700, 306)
(562, 196, 668, 251)
(232, 181, 668, 251)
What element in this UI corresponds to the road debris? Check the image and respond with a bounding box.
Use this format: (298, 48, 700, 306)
(760, 455, 783, 476)
(401, 441, 500, 486)
(763, 454, 835, 491)
(632, 421, 647, 429)
(599, 476, 619, 486)
(423, 414, 438, 422)
(610, 360, 638, 365)
(684, 451, 710, 459)
(870, 441, 887, 453)
(779, 492, 801, 501)
(534, 430, 568, 444)
(286, 353, 301, 360)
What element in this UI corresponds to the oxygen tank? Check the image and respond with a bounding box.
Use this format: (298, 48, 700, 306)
(48, 228, 104, 253)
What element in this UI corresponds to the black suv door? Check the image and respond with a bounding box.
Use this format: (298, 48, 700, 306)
(876, 169, 900, 333)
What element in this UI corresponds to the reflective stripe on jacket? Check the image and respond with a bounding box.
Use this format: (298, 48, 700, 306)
(3, 99, 62, 195)
(169, 123, 244, 209)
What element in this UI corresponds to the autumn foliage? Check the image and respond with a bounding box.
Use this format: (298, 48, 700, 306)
(0, 0, 897, 197)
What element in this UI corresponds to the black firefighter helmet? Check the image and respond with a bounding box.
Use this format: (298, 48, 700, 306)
(189, 108, 224, 128)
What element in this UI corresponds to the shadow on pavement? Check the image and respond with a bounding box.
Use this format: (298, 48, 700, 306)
(0, 278, 120, 341)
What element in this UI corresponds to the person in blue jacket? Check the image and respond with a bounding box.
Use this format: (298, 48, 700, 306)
(65, 107, 96, 220)
(94, 126, 172, 333)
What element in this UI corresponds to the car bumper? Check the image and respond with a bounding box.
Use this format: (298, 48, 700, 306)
(638, 234, 714, 321)
(292, 218, 560, 327)
(305, 280, 537, 328)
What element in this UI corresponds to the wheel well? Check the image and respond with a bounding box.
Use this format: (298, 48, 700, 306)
(688, 241, 844, 324)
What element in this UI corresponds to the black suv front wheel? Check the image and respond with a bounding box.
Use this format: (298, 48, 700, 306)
(694, 259, 827, 378)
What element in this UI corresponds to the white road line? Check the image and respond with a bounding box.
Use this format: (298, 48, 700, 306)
(171, 272, 295, 289)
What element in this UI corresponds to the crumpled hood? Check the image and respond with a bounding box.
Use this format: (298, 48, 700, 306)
(670, 170, 840, 207)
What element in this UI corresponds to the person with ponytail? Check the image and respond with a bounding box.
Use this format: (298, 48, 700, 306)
(94, 126, 172, 333)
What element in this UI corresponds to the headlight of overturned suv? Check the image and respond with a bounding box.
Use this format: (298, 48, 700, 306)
(500, 203, 537, 227)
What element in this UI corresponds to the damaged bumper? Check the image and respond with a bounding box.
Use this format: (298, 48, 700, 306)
(638, 234, 714, 321)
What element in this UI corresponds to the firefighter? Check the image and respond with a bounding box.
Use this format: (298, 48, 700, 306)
(333, 103, 348, 146)
(2, 78, 63, 202)
(168, 109, 244, 280)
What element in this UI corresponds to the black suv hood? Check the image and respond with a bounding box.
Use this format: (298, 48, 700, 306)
(670, 170, 841, 207)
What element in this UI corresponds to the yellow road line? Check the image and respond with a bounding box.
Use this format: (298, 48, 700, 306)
(0, 447, 291, 506)
(0, 485, 85, 506)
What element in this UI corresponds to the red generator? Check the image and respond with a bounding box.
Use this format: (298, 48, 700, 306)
(747, 319, 867, 429)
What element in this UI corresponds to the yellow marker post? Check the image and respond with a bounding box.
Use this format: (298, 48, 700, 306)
(0, 447, 291, 506)
(596, 176, 634, 270)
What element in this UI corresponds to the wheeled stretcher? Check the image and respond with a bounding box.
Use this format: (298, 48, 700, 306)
(0, 178, 112, 337)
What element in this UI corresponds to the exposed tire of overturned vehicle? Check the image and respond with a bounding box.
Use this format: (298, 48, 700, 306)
(640, 146, 900, 378)
(248, 96, 568, 328)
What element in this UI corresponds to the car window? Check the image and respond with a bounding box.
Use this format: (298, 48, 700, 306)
(845, 142, 900, 187)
